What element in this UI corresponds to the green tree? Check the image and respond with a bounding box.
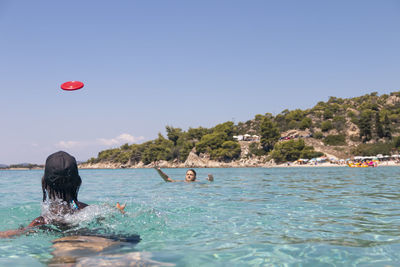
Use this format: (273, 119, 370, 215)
(351, 142, 393, 156)
(142, 144, 168, 164)
(195, 132, 227, 154)
(186, 127, 209, 141)
(300, 149, 324, 159)
(383, 114, 392, 139)
(394, 136, 400, 149)
(141, 134, 174, 164)
(178, 142, 195, 162)
(115, 151, 130, 164)
(271, 139, 322, 163)
(323, 134, 347, 146)
(260, 117, 280, 152)
(97, 148, 120, 162)
(248, 142, 266, 156)
(212, 121, 235, 139)
(332, 116, 346, 132)
(313, 131, 324, 139)
(327, 96, 344, 104)
(321, 121, 333, 132)
(323, 109, 333, 120)
(347, 110, 356, 118)
(358, 110, 373, 142)
(254, 114, 264, 121)
(120, 143, 130, 150)
(166, 126, 183, 146)
(375, 112, 384, 139)
(286, 109, 305, 122)
(211, 141, 241, 161)
(129, 143, 146, 164)
(288, 120, 298, 129)
(271, 140, 292, 162)
(299, 117, 312, 130)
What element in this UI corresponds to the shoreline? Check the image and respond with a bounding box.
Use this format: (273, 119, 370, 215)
(77, 158, 400, 169)
(2, 161, 399, 170)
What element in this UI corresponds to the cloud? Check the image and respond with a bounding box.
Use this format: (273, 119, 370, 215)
(96, 133, 145, 146)
(56, 140, 82, 149)
(55, 133, 145, 151)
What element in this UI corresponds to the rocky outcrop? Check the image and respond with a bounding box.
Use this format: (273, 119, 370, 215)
(184, 151, 207, 167)
(385, 95, 400, 106)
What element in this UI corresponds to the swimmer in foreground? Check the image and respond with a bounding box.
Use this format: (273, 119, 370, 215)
(154, 167, 214, 182)
(0, 151, 126, 238)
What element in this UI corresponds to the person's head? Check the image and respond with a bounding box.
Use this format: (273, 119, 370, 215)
(42, 151, 81, 203)
(185, 169, 197, 182)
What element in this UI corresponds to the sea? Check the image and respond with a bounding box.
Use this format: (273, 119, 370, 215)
(1, 167, 400, 266)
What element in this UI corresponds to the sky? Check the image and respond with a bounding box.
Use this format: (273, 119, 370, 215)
(0, 0, 399, 164)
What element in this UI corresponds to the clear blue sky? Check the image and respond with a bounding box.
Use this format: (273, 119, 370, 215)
(1, 0, 399, 164)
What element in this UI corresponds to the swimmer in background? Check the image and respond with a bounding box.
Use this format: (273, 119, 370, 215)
(154, 167, 214, 182)
(0, 151, 126, 238)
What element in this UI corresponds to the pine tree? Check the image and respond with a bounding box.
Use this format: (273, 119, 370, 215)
(260, 117, 280, 152)
(358, 110, 372, 142)
(383, 114, 392, 139)
(375, 111, 384, 139)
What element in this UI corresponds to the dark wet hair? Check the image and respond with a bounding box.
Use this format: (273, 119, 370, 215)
(187, 169, 196, 177)
(42, 151, 81, 202)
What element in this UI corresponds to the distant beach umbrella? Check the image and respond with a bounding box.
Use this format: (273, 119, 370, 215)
(61, 81, 84, 91)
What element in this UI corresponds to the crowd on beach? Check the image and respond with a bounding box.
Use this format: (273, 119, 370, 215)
(286, 154, 400, 167)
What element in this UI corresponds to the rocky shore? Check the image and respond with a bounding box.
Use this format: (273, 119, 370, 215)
(79, 151, 271, 169)
(79, 151, 386, 169)
(78, 160, 400, 169)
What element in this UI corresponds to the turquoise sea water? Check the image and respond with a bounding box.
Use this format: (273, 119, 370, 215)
(1, 167, 400, 266)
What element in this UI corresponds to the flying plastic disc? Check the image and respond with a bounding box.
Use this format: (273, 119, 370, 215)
(61, 81, 84, 91)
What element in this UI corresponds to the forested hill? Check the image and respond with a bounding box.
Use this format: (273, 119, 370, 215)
(86, 91, 400, 166)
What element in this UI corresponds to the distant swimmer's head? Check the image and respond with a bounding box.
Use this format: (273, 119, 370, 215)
(42, 151, 82, 203)
(185, 169, 197, 182)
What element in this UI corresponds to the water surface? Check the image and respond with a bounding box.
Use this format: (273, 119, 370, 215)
(1, 167, 400, 266)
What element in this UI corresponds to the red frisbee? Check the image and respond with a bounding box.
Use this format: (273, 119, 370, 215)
(61, 81, 84, 91)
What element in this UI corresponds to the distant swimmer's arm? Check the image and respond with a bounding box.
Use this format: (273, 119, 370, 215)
(206, 174, 214, 182)
(0, 216, 46, 238)
(154, 167, 174, 182)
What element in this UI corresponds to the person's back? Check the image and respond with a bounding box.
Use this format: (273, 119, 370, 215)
(40, 151, 88, 224)
(0, 151, 125, 238)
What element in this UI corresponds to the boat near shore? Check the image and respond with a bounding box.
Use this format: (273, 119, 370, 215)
(347, 161, 378, 168)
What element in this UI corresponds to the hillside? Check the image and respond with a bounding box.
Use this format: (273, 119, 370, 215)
(84, 91, 400, 168)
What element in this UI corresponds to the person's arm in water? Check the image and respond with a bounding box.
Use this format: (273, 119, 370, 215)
(75, 200, 124, 213)
(154, 167, 175, 182)
(0, 201, 92, 239)
(77, 200, 125, 214)
(0, 200, 123, 239)
(0, 216, 46, 238)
